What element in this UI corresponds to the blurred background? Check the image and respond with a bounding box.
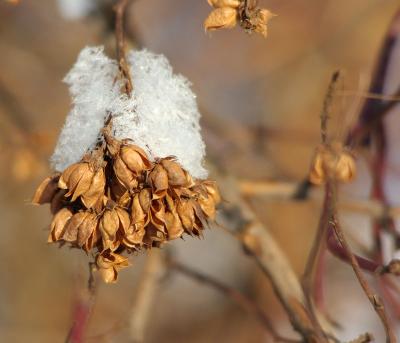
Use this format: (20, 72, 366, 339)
(0, 0, 399, 342)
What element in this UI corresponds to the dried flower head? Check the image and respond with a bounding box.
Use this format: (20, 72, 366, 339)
(309, 143, 356, 185)
(33, 126, 221, 283)
(204, 0, 275, 37)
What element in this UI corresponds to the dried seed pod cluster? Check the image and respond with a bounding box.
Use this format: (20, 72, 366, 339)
(309, 142, 356, 185)
(33, 130, 220, 283)
(204, 0, 275, 37)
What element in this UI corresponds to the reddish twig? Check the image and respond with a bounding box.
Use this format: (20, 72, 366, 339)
(327, 181, 396, 343)
(65, 263, 97, 343)
(348, 9, 400, 148)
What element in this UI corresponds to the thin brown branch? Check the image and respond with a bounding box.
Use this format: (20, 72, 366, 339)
(215, 172, 335, 342)
(129, 250, 165, 343)
(114, 0, 133, 96)
(238, 179, 400, 219)
(328, 181, 396, 343)
(169, 259, 299, 343)
(320, 71, 340, 144)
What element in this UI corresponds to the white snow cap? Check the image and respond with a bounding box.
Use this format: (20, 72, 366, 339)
(51, 46, 207, 179)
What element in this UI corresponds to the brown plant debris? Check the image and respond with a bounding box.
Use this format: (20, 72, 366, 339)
(204, 0, 275, 37)
(33, 126, 220, 283)
(309, 142, 356, 185)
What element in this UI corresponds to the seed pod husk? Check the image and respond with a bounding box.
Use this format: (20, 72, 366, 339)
(63, 162, 90, 198)
(99, 209, 120, 251)
(160, 158, 187, 186)
(58, 163, 79, 189)
(149, 164, 169, 197)
(50, 189, 67, 214)
(335, 152, 356, 183)
(49, 207, 74, 243)
(204, 7, 237, 31)
(203, 180, 221, 205)
(62, 211, 90, 243)
(81, 168, 106, 209)
(139, 188, 152, 213)
(177, 199, 195, 233)
(77, 212, 98, 249)
(32, 174, 60, 204)
(120, 144, 152, 174)
(96, 251, 129, 283)
(113, 156, 138, 190)
(165, 210, 184, 240)
(252, 9, 275, 37)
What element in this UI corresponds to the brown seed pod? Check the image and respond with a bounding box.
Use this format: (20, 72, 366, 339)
(49, 207, 74, 243)
(177, 199, 196, 234)
(113, 156, 139, 190)
(250, 8, 275, 38)
(50, 189, 67, 214)
(32, 174, 60, 204)
(81, 168, 106, 209)
(77, 212, 99, 250)
(99, 209, 121, 252)
(309, 145, 356, 185)
(96, 250, 130, 283)
(164, 210, 184, 240)
(204, 7, 238, 31)
(160, 158, 187, 187)
(62, 211, 90, 243)
(149, 163, 169, 198)
(120, 144, 152, 174)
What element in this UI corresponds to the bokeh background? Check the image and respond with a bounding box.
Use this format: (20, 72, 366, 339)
(0, 0, 399, 342)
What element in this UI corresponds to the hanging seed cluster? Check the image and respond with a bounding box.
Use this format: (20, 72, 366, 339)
(204, 0, 275, 37)
(33, 128, 220, 283)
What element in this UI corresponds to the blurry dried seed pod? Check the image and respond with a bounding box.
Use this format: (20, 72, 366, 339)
(132, 193, 146, 225)
(50, 189, 67, 214)
(115, 207, 131, 234)
(58, 163, 79, 189)
(32, 174, 60, 204)
(113, 156, 139, 190)
(49, 207, 74, 243)
(124, 225, 146, 247)
(165, 210, 184, 240)
(139, 188, 152, 213)
(96, 251, 130, 283)
(62, 211, 90, 243)
(77, 212, 98, 249)
(150, 199, 166, 231)
(335, 151, 356, 183)
(149, 164, 169, 197)
(198, 192, 216, 220)
(177, 199, 196, 233)
(160, 158, 187, 186)
(208, 0, 240, 8)
(120, 144, 152, 174)
(204, 7, 238, 31)
(251, 8, 275, 37)
(309, 145, 356, 185)
(309, 149, 325, 185)
(99, 209, 121, 251)
(61, 162, 91, 199)
(81, 168, 106, 209)
(203, 180, 221, 205)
